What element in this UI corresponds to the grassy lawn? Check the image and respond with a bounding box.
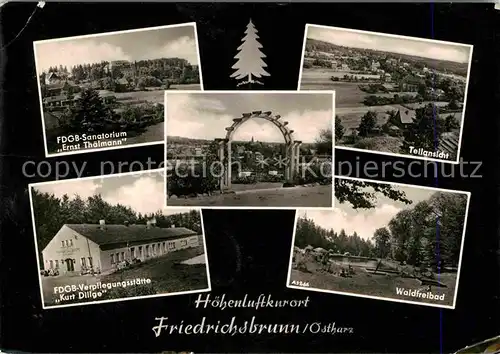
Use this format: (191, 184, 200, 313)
(113, 89, 165, 104)
(101, 246, 209, 300)
(166, 185, 333, 208)
(42, 246, 209, 306)
(289, 259, 456, 307)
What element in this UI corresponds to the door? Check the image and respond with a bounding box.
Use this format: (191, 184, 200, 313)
(65, 258, 75, 272)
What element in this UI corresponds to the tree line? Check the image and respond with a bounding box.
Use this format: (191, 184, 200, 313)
(296, 181, 468, 269)
(31, 189, 202, 257)
(41, 57, 199, 89)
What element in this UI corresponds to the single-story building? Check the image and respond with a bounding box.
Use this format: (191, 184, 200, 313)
(41, 219, 200, 274)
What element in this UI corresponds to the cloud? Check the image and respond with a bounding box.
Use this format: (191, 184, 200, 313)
(104, 176, 164, 215)
(166, 93, 232, 139)
(299, 204, 401, 240)
(35, 40, 131, 72)
(34, 180, 100, 200)
(308, 26, 470, 64)
(157, 36, 199, 65)
(166, 94, 332, 143)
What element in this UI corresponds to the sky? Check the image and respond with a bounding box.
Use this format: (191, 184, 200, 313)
(166, 92, 334, 143)
(33, 170, 194, 216)
(299, 181, 442, 240)
(35, 24, 200, 72)
(307, 25, 472, 64)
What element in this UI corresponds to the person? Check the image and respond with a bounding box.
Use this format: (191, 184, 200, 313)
(320, 252, 331, 272)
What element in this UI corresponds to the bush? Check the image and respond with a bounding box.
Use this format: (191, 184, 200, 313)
(296, 163, 332, 185)
(167, 164, 219, 198)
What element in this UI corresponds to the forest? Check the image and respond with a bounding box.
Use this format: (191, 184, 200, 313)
(305, 38, 469, 77)
(31, 189, 202, 262)
(295, 185, 468, 269)
(40, 58, 200, 94)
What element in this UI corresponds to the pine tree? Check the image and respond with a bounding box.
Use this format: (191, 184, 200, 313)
(230, 19, 270, 87)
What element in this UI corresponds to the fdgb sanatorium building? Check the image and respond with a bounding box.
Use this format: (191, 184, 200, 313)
(40, 219, 200, 274)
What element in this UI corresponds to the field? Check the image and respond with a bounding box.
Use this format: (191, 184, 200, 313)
(231, 182, 284, 192)
(166, 184, 333, 208)
(289, 259, 457, 307)
(114, 89, 165, 105)
(124, 122, 164, 146)
(102, 246, 208, 299)
(41, 245, 208, 306)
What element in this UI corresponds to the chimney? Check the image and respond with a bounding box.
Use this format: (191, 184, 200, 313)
(99, 219, 105, 230)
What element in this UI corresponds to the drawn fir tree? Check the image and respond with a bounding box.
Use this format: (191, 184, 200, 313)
(230, 19, 270, 88)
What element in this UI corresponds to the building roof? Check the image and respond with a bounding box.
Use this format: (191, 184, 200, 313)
(65, 224, 197, 247)
(397, 108, 415, 124)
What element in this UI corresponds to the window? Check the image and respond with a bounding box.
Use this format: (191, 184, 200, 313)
(121, 252, 125, 261)
(131, 247, 136, 258)
(168, 242, 175, 250)
(61, 241, 65, 247)
(88, 257, 93, 268)
(111, 254, 115, 264)
(158, 243, 161, 253)
(181, 240, 187, 247)
(145, 245, 149, 257)
(163, 242, 166, 250)
(81, 257, 86, 267)
(152, 244, 156, 255)
(138, 246, 142, 258)
(55, 260, 59, 269)
(49, 260, 54, 269)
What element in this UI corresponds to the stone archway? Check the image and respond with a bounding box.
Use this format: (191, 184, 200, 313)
(215, 111, 302, 191)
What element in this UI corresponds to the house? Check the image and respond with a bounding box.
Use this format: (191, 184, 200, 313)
(382, 83, 395, 92)
(341, 63, 350, 71)
(399, 76, 423, 92)
(371, 61, 381, 72)
(45, 72, 63, 85)
(396, 108, 415, 125)
(45, 82, 69, 97)
(40, 219, 200, 274)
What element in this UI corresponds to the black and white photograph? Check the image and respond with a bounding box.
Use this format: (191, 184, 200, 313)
(165, 91, 335, 209)
(287, 177, 470, 309)
(34, 23, 203, 157)
(29, 169, 211, 309)
(298, 24, 473, 163)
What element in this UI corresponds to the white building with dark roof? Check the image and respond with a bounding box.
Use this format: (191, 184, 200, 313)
(41, 219, 200, 274)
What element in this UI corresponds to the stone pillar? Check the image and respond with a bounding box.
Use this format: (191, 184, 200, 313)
(226, 141, 232, 189)
(217, 140, 226, 191)
(284, 143, 290, 182)
(295, 142, 302, 173)
(289, 142, 296, 183)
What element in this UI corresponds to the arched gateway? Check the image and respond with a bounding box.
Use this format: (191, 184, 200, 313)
(214, 111, 302, 191)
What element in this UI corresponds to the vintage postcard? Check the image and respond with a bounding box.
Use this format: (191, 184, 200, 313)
(34, 23, 203, 157)
(165, 90, 335, 209)
(287, 176, 470, 309)
(298, 24, 473, 164)
(29, 169, 211, 309)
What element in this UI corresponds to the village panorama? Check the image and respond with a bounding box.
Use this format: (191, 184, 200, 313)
(300, 25, 472, 163)
(34, 23, 202, 156)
